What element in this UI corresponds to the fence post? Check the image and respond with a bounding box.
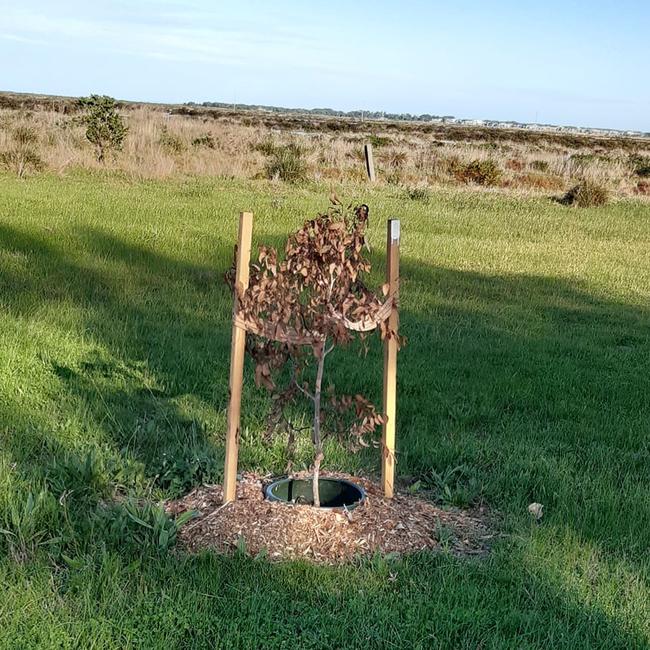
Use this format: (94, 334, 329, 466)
(381, 219, 400, 498)
(364, 143, 376, 182)
(223, 211, 253, 502)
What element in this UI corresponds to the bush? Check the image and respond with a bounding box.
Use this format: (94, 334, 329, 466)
(368, 134, 392, 148)
(191, 133, 216, 149)
(79, 95, 128, 162)
(560, 180, 609, 207)
(264, 143, 306, 183)
(530, 159, 550, 172)
(630, 154, 650, 178)
(159, 126, 185, 154)
(455, 159, 502, 186)
(0, 126, 44, 178)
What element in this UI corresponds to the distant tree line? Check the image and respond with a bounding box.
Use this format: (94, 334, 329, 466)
(186, 101, 455, 123)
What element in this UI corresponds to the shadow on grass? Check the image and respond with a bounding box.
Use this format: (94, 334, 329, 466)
(0, 221, 649, 646)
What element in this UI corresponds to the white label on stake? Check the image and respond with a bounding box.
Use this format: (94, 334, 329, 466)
(391, 220, 401, 243)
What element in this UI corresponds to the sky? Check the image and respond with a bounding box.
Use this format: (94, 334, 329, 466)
(1, 0, 648, 131)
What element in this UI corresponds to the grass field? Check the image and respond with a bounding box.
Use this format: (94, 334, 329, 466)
(0, 172, 649, 648)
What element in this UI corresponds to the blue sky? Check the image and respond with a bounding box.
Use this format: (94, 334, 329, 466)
(1, 0, 648, 131)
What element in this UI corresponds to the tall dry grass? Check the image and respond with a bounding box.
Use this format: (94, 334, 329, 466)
(1, 104, 649, 199)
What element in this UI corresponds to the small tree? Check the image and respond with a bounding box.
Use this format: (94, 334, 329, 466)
(228, 202, 399, 506)
(78, 95, 128, 162)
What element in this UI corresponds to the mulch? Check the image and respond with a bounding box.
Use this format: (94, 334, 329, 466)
(165, 472, 494, 565)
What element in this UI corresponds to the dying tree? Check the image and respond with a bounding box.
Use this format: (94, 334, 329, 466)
(78, 95, 128, 162)
(228, 202, 400, 506)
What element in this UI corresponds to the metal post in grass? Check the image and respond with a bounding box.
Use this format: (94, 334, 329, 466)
(364, 143, 376, 182)
(223, 211, 253, 502)
(381, 219, 400, 498)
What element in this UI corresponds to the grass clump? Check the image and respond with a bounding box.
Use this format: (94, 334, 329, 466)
(561, 180, 609, 207)
(264, 142, 306, 182)
(404, 185, 431, 203)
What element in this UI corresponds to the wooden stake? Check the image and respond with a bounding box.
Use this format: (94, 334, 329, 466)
(382, 219, 400, 498)
(223, 211, 253, 502)
(364, 143, 376, 182)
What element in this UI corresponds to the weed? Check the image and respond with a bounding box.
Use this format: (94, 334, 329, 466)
(153, 449, 222, 497)
(423, 465, 484, 508)
(0, 491, 62, 562)
(94, 499, 194, 555)
(46, 451, 110, 506)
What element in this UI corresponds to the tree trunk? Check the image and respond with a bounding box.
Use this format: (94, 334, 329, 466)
(312, 348, 326, 507)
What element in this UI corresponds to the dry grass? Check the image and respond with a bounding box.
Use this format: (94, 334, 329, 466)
(2, 100, 649, 200)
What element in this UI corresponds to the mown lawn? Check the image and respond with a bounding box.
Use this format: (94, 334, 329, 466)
(0, 172, 648, 649)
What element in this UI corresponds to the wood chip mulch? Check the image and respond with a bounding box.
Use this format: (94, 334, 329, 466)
(165, 472, 494, 565)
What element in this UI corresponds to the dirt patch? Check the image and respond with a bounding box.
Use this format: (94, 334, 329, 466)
(166, 473, 494, 565)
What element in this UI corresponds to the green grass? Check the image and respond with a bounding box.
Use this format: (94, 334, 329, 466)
(0, 171, 649, 649)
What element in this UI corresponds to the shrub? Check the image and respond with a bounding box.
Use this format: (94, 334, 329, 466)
(264, 143, 306, 183)
(630, 154, 650, 178)
(455, 159, 502, 186)
(0, 126, 44, 177)
(78, 95, 128, 162)
(560, 180, 609, 207)
(159, 126, 185, 154)
(368, 134, 392, 148)
(530, 159, 550, 172)
(191, 133, 216, 149)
